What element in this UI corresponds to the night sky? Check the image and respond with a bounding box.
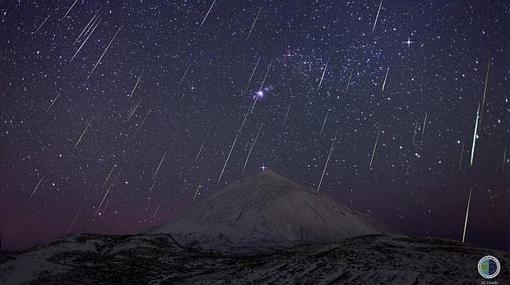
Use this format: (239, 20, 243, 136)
(1, 0, 509, 252)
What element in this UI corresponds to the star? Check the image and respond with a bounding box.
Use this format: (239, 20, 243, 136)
(402, 37, 414, 47)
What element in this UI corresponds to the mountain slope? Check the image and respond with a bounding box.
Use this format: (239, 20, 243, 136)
(1, 234, 509, 284)
(148, 170, 387, 251)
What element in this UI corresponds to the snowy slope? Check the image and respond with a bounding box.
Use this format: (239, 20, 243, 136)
(1, 234, 509, 284)
(148, 170, 387, 251)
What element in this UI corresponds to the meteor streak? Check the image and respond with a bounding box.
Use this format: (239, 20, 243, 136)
(421, 112, 427, 136)
(139, 110, 151, 130)
(317, 137, 336, 191)
(317, 55, 330, 91)
(33, 14, 50, 35)
(96, 168, 122, 215)
(218, 131, 241, 184)
(193, 182, 203, 201)
(153, 201, 162, 217)
(102, 164, 116, 188)
(372, 0, 383, 33)
(149, 177, 158, 194)
(88, 26, 122, 79)
(282, 102, 292, 126)
(180, 59, 192, 85)
(381, 66, 389, 91)
(320, 111, 329, 136)
(29, 176, 45, 199)
(128, 70, 144, 101)
(66, 209, 81, 234)
(127, 98, 142, 121)
(195, 131, 209, 162)
(70, 16, 101, 62)
(245, 56, 261, 90)
(242, 123, 263, 174)
(343, 69, 353, 96)
(46, 93, 61, 113)
(60, 0, 79, 20)
(200, 0, 217, 27)
(73, 9, 101, 44)
(480, 59, 490, 115)
(470, 103, 480, 166)
(217, 101, 255, 183)
(411, 122, 418, 146)
(74, 117, 94, 149)
(153, 150, 168, 180)
(369, 130, 381, 169)
(260, 61, 272, 90)
(246, 7, 262, 41)
(461, 188, 472, 243)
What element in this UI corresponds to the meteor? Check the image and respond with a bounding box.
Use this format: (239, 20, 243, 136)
(200, 0, 217, 27)
(470, 103, 480, 166)
(480, 59, 490, 117)
(70, 16, 101, 62)
(369, 130, 381, 169)
(73, 9, 101, 44)
(320, 111, 329, 136)
(246, 7, 262, 41)
(33, 14, 50, 35)
(74, 117, 94, 149)
(317, 137, 336, 191)
(245, 56, 261, 90)
(461, 188, 472, 243)
(139, 110, 151, 130)
(242, 123, 263, 174)
(282, 102, 292, 126)
(317, 55, 330, 91)
(29, 176, 45, 199)
(372, 0, 383, 33)
(102, 164, 117, 188)
(193, 182, 203, 201)
(96, 168, 122, 215)
(381, 66, 389, 92)
(153, 150, 168, 180)
(128, 70, 144, 101)
(180, 59, 192, 85)
(421, 112, 427, 137)
(343, 69, 354, 96)
(195, 131, 209, 162)
(46, 93, 61, 113)
(218, 90, 260, 183)
(127, 98, 142, 121)
(66, 209, 81, 234)
(153, 201, 162, 217)
(149, 177, 158, 194)
(60, 0, 79, 20)
(411, 122, 418, 147)
(260, 61, 273, 90)
(88, 26, 122, 79)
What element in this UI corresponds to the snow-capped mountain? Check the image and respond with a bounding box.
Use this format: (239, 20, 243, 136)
(147, 170, 388, 252)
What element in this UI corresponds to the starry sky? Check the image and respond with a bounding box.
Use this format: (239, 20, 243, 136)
(1, 0, 509, 252)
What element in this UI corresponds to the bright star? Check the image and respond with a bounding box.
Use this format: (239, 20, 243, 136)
(403, 37, 414, 47)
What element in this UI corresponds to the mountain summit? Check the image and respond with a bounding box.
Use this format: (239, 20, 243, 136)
(148, 170, 387, 251)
